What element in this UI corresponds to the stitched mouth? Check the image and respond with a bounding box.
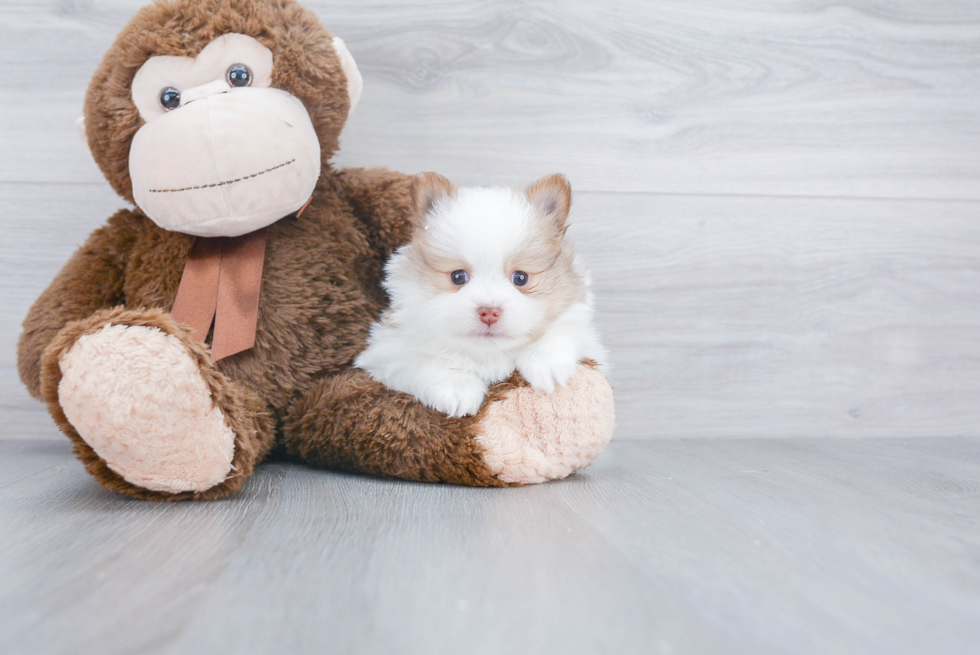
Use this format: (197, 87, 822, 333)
(148, 159, 295, 193)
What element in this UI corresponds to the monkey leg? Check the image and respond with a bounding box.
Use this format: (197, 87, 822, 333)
(39, 307, 274, 501)
(282, 363, 614, 486)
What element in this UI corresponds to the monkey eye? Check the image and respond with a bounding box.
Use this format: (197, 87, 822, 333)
(511, 271, 529, 287)
(159, 87, 181, 111)
(451, 270, 469, 286)
(226, 64, 252, 87)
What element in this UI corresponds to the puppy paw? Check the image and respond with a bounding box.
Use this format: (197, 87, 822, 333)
(517, 346, 579, 394)
(423, 376, 488, 417)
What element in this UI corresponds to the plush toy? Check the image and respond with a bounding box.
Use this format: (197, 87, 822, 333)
(17, 0, 615, 501)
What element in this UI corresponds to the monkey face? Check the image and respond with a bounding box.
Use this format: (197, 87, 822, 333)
(82, 0, 361, 225)
(122, 33, 358, 237)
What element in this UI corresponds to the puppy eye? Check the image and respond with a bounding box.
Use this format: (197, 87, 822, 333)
(159, 87, 181, 111)
(511, 271, 529, 287)
(226, 64, 252, 87)
(451, 270, 469, 286)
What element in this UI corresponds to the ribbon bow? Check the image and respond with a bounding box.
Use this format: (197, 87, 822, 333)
(171, 229, 268, 362)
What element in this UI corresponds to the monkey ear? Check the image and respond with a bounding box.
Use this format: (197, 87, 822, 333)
(331, 37, 363, 116)
(75, 115, 92, 156)
(411, 172, 454, 219)
(75, 114, 96, 163)
(526, 173, 572, 231)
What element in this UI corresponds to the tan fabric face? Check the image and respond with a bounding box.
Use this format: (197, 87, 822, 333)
(124, 32, 363, 237)
(129, 86, 321, 237)
(132, 33, 275, 121)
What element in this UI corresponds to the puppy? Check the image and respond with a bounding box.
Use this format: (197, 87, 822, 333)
(355, 172, 607, 417)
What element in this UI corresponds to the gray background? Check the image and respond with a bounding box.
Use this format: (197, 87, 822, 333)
(1, 2, 978, 654)
(3, 0, 980, 441)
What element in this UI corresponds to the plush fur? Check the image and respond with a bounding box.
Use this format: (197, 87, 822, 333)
(38, 306, 274, 501)
(58, 323, 238, 493)
(355, 174, 607, 417)
(476, 362, 615, 484)
(83, 0, 350, 203)
(17, 0, 615, 500)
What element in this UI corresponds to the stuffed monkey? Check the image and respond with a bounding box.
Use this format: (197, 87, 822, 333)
(17, 0, 615, 501)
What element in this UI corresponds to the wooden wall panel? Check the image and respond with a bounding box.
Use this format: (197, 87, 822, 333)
(2, 1, 978, 439)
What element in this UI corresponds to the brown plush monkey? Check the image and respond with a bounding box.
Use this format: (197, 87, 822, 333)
(17, 0, 614, 501)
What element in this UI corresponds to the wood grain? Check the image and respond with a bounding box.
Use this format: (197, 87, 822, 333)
(570, 192, 980, 439)
(0, 181, 117, 441)
(1, 438, 977, 654)
(0, 1, 978, 198)
(4, 183, 979, 440)
(2, 1, 980, 440)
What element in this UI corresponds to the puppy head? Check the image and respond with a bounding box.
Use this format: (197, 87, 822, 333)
(384, 172, 587, 351)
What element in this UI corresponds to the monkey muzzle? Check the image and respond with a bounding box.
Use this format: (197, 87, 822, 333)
(129, 84, 321, 237)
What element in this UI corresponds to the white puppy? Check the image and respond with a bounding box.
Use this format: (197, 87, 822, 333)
(355, 172, 607, 417)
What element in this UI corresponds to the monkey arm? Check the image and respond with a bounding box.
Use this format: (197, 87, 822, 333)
(17, 210, 142, 399)
(282, 363, 615, 487)
(336, 167, 417, 257)
(282, 368, 510, 486)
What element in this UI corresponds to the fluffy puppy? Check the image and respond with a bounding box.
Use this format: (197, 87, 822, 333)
(355, 173, 607, 417)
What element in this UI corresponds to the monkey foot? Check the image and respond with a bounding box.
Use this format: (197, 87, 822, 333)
(475, 364, 615, 484)
(57, 323, 236, 493)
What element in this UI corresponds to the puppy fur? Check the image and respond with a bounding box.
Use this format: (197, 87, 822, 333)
(355, 173, 607, 417)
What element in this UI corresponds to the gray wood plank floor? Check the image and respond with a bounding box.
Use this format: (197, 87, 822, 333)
(1, 438, 978, 655)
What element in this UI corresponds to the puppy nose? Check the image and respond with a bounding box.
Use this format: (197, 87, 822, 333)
(477, 306, 502, 326)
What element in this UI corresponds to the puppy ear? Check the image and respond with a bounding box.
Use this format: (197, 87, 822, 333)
(411, 172, 454, 218)
(526, 173, 572, 231)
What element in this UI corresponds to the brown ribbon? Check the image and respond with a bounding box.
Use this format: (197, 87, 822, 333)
(171, 201, 311, 362)
(171, 229, 268, 362)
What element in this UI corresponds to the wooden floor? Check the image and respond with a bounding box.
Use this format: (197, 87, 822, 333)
(1, 438, 978, 655)
(2, 1, 980, 652)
